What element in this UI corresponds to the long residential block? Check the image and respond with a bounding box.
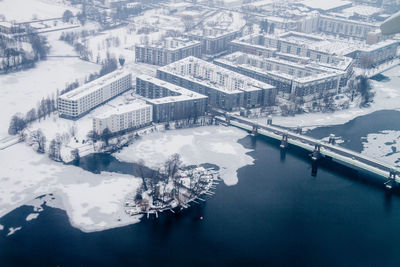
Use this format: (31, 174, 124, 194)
(215, 52, 353, 101)
(58, 70, 132, 119)
(156, 56, 277, 111)
(136, 74, 208, 123)
(93, 101, 152, 134)
(135, 37, 202, 66)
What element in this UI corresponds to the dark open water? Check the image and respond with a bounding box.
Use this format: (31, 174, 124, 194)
(1, 110, 400, 266)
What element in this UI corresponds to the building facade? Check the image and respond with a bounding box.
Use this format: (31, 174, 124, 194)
(156, 56, 277, 111)
(136, 75, 208, 123)
(317, 15, 378, 40)
(135, 37, 202, 66)
(93, 101, 152, 134)
(185, 28, 241, 55)
(349, 39, 399, 68)
(58, 70, 132, 119)
(214, 52, 351, 101)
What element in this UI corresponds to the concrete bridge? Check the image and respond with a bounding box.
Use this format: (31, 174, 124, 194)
(214, 112, 400, 189)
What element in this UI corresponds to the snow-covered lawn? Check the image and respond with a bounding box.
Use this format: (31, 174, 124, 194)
(0, 0, 79, 22)
(0, 57, 99, 138)
(0, 28, 101, 139)
(0, 143, 142, 232)
(0, 125, 255, 232)
(269, 66, 400, 129)
(115, 125, 254, 186)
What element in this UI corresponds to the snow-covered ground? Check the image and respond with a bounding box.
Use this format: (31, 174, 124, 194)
(0, 125, 254, 232)
(83, 9, 185, 64)
(0, 143, 142, 232)
(202, 11, 246, 31)
(0, 0, 79, 22)
(115, 125, 254, 186)
(269, 66, 400, 129)
(361, 130, 400, 168)
(0, 29, 101, 139)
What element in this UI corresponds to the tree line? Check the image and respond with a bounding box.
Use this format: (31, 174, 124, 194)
(1, 27, 49, 73)
(8, 96, 56, 135)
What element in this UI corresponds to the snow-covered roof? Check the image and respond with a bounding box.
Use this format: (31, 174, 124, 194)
(0, 21, 13, 28)
(137, 74, 207, 105)
(94, 101, 151, 119)
(158, 56, 275, 94)
(300, 0, 352, 11)
(319, 14, 378, 27)
(358, 39, 399, 53)
(59, 70, 131, 101)
(215, 51, 349, 85)
(244, 0, 275, 8)
(186, 28, 239, 39)
(136, 37, 200, 51)
(341, 5, 383, 17)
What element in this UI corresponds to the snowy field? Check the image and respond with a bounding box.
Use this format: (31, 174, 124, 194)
(362, 130, 400, 168)
(0, 143, 142, 232)
(115, 125, 254, 186)
(0, 126, 254, 232)
(0, 29, 101, 139)
(270, 66, 400, 129)
(0, 0, 78, 22)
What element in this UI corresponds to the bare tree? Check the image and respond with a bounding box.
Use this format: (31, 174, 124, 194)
(30, 129, 46, 153)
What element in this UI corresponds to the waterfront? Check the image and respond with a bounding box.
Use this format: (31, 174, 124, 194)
(2, 110, 400, 266)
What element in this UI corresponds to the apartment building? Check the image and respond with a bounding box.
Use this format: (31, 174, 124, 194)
(156, 56, 276, 111)
(184, 28, 240, 55)
(136, 75, 208, 123)
(93, 101, 152, 134)
(135, 37, 202, 66)
(58, 70, 132, 119)
(215, 52, 352, 101)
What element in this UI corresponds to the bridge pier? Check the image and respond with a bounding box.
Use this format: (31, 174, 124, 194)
(251, 123, 258, 136)
(280, 131, 288, 149)
(225, 113, 230, 125)
(385, 168, 398, 190)
(267, 115, 272, 125)
(311, 142, 321, 161)
(328, 134, 335, 145)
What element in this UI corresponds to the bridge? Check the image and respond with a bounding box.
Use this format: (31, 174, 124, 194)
(213, 111, 400, 189)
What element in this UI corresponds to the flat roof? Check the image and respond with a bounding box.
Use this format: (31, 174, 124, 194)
(94, 101, 151, 119)
(137, 74, 207, 105)
(216, 52, 346, 84)
(0, 21, 13, 28)
(186, 28, 239, 39)
(59, 69, 131, 101)
(136, 37, 201, 51)
(159, 56, 275, 94)
(300, 0, 352, 11)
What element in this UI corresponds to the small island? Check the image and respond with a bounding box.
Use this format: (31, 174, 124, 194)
(125, 154, 220, 217)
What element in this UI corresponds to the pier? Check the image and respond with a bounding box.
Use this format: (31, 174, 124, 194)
(214, 111, 400, 189)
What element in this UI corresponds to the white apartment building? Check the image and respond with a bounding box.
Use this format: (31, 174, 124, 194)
(58, 70, 132, 119)
(93, 101, 152, 134)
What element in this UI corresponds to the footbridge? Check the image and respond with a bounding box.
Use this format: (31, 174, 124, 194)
(214, 112, 400, 189)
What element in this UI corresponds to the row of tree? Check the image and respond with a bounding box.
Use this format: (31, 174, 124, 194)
(8, 96, 57, 135)
(1, 28, 49, 73)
